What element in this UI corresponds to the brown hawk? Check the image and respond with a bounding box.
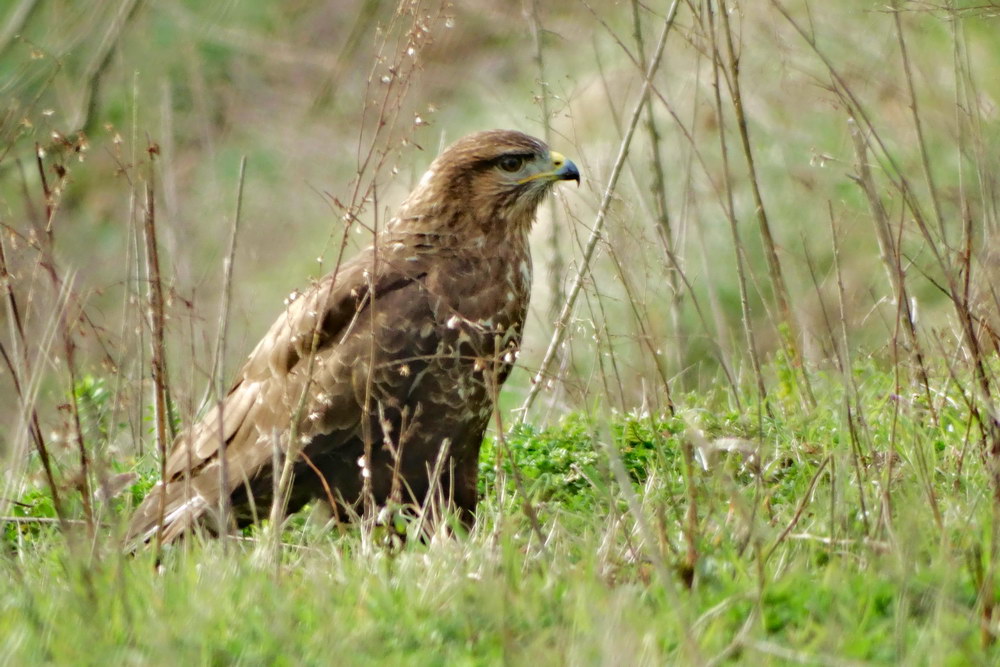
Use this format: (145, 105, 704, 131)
(126, 129, 579, 546)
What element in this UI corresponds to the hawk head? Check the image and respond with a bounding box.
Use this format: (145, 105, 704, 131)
(396, 129, 579, 237)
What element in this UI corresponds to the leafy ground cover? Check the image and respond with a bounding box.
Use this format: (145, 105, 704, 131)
(3, 1, 1000, 664)
(3, 359, 996, 664)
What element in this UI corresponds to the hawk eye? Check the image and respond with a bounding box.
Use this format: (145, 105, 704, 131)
(497, 155, 525, 172)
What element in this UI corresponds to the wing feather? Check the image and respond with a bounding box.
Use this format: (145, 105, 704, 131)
(125, 246, 432, 547)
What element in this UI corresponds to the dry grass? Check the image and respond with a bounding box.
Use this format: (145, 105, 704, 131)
(2, 0, 1000, 662)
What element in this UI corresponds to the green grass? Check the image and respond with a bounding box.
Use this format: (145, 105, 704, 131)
(3, 359, 997, 664)
(3, 1, 1000, 663)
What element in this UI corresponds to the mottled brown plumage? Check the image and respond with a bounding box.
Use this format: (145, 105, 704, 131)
(126, 130, 579, 547)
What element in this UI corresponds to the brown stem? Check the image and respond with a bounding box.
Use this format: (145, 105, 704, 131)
(526, 0, 565, 320)
(705, 1, 769, 415)
(212, 156, 248, 549)
(520, 1, 681, 421)
(142, 151, 171, 560)
(717, 0, 814, 409)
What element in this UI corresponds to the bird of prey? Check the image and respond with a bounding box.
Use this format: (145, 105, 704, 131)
(126, 129, 579, 547)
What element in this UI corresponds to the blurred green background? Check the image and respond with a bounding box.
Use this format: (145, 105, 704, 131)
(4, 4, 1000, 662)
(1, 0, 998, 444)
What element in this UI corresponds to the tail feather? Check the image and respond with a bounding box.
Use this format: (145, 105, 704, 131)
(124, 480, 214, 551)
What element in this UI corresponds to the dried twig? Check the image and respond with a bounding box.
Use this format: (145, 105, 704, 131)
(519, 0, 681, 421)
(141, 149, 171, 560)
(764, 455, 831, 563)
(704, 1, 769, 414)
(212, 156, 248, 549)
(631, 0, 685, 373)
(0, 235, 65, 526)
(525, 0, 565, 319)
(717, 0, 814, 408)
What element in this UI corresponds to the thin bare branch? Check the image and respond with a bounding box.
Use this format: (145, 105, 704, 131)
(519, 0, 681, 422)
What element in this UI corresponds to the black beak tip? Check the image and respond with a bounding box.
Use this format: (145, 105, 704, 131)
(558, 160, 581, 186)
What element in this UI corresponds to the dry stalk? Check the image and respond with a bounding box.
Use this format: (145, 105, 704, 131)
(58, 281, 95, 535)
(772, 0, 999, 479)
(525, 0, 565, 319)
(848, 115, 936, 402)
(360, 186, 382, 533)
(717, 0, 815, 410)
(37, 198, 96, 536)
(141, 151, 171, 560)
(211, 155, 248, 549)
(826, 205, 879, 534)
(603, 238, 675, 413)
(519, 0, 681, 422)
(266, 0, 449, 565)
(703, 1, 769, 415)
(891, 1, 947, 244)
(631, 0, 685, 373)
(657, 227, 741, 407)
(596, 420, 699, 660)
(25, 139, 97, 533)
(581, 277, 627, 411)
(0, 235, 66, 526)
(764, 455, 832, 563)
(487, 350, 548, 556)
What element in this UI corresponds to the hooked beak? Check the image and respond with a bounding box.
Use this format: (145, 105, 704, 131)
(549, 151, 580, 186)
(518, 150, 581, 186)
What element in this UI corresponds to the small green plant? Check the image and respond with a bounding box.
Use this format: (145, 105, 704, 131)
(480, 413, 682, 511)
